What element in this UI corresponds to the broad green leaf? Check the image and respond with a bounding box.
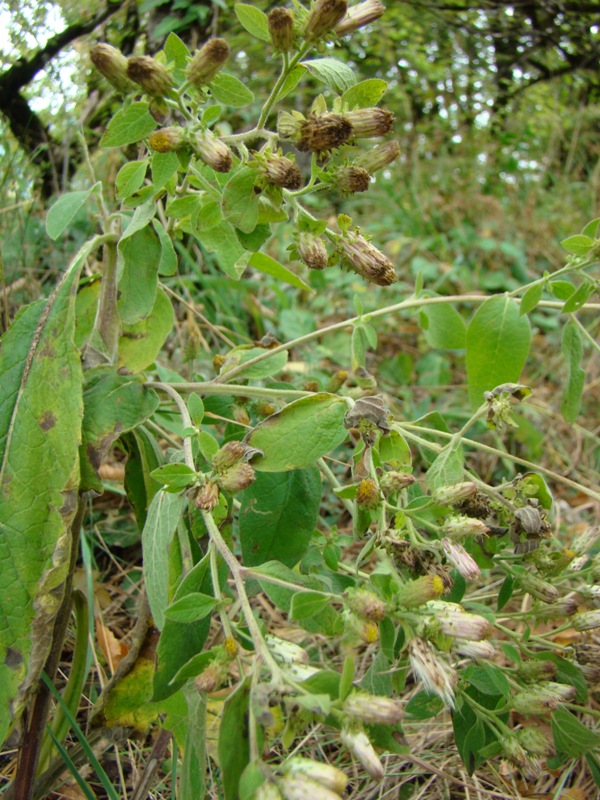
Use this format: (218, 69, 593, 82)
(141, 490, 186, 630)
(46, 185, 96, 240)
(74, 280, 100, 348)
(560, 234, 595, 255)
(253, 561, 320, 613)
(239, 468, 320, 567)
(562, 281, 593, 313)
(234, 3, 270, 41)
(222, 167, 259, 233)
(275, 64, 307, 103)
(79, 371, 160, 494)
(116, 160, 148, 200)
(581, 218, 600, 238)
(193, 199, 223, 233)
(245, 394, 348, 471)
(198, 431, 220, 462)
(188, 393, 204, 427)
(248, 252, 312, 291)
(163, 592, 218, 623)
(219, 678, 252, 800)
(121, 199, 158, 241)
(202, 104, 222, 126)
(164, 32, 190, 82)
(466, 296, 531, 409)
(378, 431, 411, 469)
(151, 151, 180, 191)
(463, 665, 510, 697)
(123, 426, 163, 530)
(550, 280, 575, 300)
(560, 319, 585, 423)
(519, 283, 544, 316)
(180, 687, 206, 800)
(198, 221, 250, 279)
(0, 253, 84, 744)
(425, 443, 464, 491)
(210, 72, 254, 107)
(118, 225, 161, 324)
(419, 303, 466, 349)
(151, 463, 198, 493)
(552, 706, 600, 757)
(101, 102, 157, 147)
(360, 650, 392, 696)
(290, 591, 332, 621)
(301, 58, 357, 94)
(406, 692, 445, 719)
(219, 345, 288, 380)
(153, 220, 178, 276)
(118, 288, 175, 373)
(342, 78, 387, 109)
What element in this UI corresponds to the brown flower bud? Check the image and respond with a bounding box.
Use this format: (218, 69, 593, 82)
(355, 140, 401, 173)
(344, 108, 394, 138)
(334, 0, 386, 35)
(346, 588, 386, 621)
(268, 7, 295, 51)
(277, 111, 305, 141)
(148, 127, 187, 153)
(304, 0, 348, 40)
(380, 471, 416, 494)
(298, 113, 353, 152)
(90, 44, 135, 94)
(187, 38, 230, 87)
(296, 232, 329, 270)
(148, 97, 169, 124)
(193, 130, 233, 173)
(356, 478, 381, 509)
(194, 480, 220, 511)
(212, 440, 248, 470)
(217, 462, 256, 494)
(337, 232, 397, 286)
(332, 166, 370, 194)
(127, 55, 174, 97)
(260, 155, 303, 190)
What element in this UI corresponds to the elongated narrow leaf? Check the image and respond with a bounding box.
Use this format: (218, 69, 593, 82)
(0, 253, 85, 745)
(560, 318, 585, 423)
(466, 296, 531, 408)
(219, 678, 252, 800)
(245, 394, 348, 471)
(248, 252, 312, 291)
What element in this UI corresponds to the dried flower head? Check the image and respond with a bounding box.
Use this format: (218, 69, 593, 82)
(148, 127, 187, 153)
(337, 231, 397, 285)
(441, 538, 481, 580)
(346, 588, 386, 621)
(296, 232, 329, 270)
(453, 639, 496, 661)
(572, 526, 600, 556)
(518, 572, 560, 604)
(331, 165, 370, 194)
(572, 609, 600, 631)
(434, 482, 478, 507)
(355, 139, 400, 173)
(512, 682, 576, 715)
(334, 0, 386, 35)
(356, 477, 381, 509)
(343, 692, 403, 725)
(442, 514, 490, 539)
(408, 636, 457, 707)
(187, 38, 230, 87)
(268, 7, 295, 51)
(265, 634, 309, 666)
(194, 480, 219, 511)
(340, 726, 384, 781)
(193, 129, 233, 173)
(380, 471, 416, 494)
(90, 44, 135, 94)
(298, 113, 353, 152)
(431, 602, 493, 640)
(127, 55, 174, 97)
(284, 758, 348, 794)
(517, 727, 551, 756)
(304, 0, 348, 40)
(259, 154, 303, 190)
(344, 108, 394, 138)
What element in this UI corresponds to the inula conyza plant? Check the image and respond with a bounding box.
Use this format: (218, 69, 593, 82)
(1, 2, 600, 799)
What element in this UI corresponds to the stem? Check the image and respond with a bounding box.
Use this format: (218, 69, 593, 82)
(572, 313, 600, 354)
(256, 47, 309, 130)
(149, 382, 312, 402)
(83, 236, 120, 368)
(149, 383, 195, 469)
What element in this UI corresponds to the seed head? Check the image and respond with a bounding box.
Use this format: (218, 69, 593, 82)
(304, 0, 348, 41)
(193, 129, 233, 173)
(432, 602, 493, 640)
(408, 637, 457, 707)
(340, 726, 384, 781)
(512, 681, 576, 715)
(442, 514, 490, 539)
(297, 113, 353, 152)
(344, 108, 394, 138)
(346, 588, 386, 622)
(334, 0, 386, 35)
(148, 126, 187, 153)
(337, 231, 397, 286)
(268, 8, 295, 51)
(453, 639, 496, 661)
(187, 38, 230, 87)
(90, 44, 135, 94)
(127, 55, 174, 97)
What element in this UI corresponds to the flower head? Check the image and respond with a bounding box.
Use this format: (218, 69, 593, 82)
(442, 514, 489, 539)
(344, 108, 394, 138)
(298, 113, 353, 152)
(396, 575, 445, 608)
(259, 154, 303, 190)
(431, 602, 492, 640)
(148, 127, 187, 153)
(90, 44, 135, 94)
(284, 758, 348, 794)
(441, 538, 481, 580)
(343, 692, 403, 725)
(193, 129, 233, 172)
(187, 38, 229, 87)
(304, 0, 348, 41)
(296, 232, 329, 270)
(512, 681, 576, 715)
(408, 636, 457, 707)
(331, 165, 371, 194)
(127, 55, 174, 97)
(356, 477, 382, 509)
(340, 726, 384, 780)
(337, 231, 397, 285)
(334, 0, 386, 35)
(268, 7, 295, 51)
(355, 139, 400, 173)
(346, 588, 386, 621)
(453, 640, 496, 661)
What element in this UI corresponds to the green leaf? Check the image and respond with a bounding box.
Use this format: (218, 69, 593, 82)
(234, 3, 270, 41)
(248, 252, 312, 291)
(151, 463, 198, 493)
(118, 225, 161, 324)
(560, 234, 595, 255)
(46, 186, 96, 240)
(180, 688, 206, 800)
(425, 443, 464, 491)
(519, 283, 544, 316)
(141, 490, 186, 630)
(253, 561, 320, 613)
(220, 346, 288, 380)
(198, 431, 220, 462)
(497, 575, 514, 611)
(193, 199, 223, 233)
(405, 692, 445, 719)
(153, 220, 178, 276)
(188, 394, 204, 427)
(339, 656, 355, 701)
(164, 592, 218, 623)
(239, 468, 320, 567)
(123, 427, 163, 530)
(301, 58, 357, 94)
(550, 280, 575, 300)
(118, 288, 175, 373)
(116, 161, 148, 201)
(151, 151, 180, 191)
(275, 64, 307, 103)
(199, 221, 250, 279)
(245, 394, 348, 471)
(101, 102, 158, 147)
(560, 319, 585, 423)
(419, 303, 466, 349)
(463, 665, 510, 697)
(290, 591, 331, 621)
(466, 296, 531, 408)
(222, 167, 259, 233)
(164, 32, 190, 76)
(378, 431, 411, 469)
(219, 678, 252, 800)
(210, 72, 255, 107)
(167, 195, 202, 220)
(360, 650, 392, 696)
(562, 281, 593, 313)
(0, 253, 84, 744)
(581, 218, 600, 238)
(552, 706, 600, 757)
(342, 79, 387, 109)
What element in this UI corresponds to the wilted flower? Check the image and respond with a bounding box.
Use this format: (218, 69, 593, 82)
(396, 575, 444, 608)
(334, 0, 386, 35)
(346, 588, 386, 621)
(433, 482, 478, 507)
(512, 681, 576, 715)
(337, 231, 397, 286)
(572, 609, 600, 631)
(572, 526, 600, 556)
(298, 113, 353, 152)
(148, 127, 187, 153)
(265, 635, 309, 666)
(356, 477, 382, 509)
(268, 7, 295, 51)
(431, 602, 492, 640)
(408, 637, 457, 707)
(187, 38, 229, 87)
(259, 154, 303, 190)
(442, 514, 489, 539)
(344, 692, 403, 725)
(380, 471, 415, 494)
(193, 129, 233, 172)
(304, 0, 348, 40)
(502, 735, 542, 779)
(531, 592, 578, 620)
(441, 538, 481, 580)
(295, 232, 329, 270)
(331, 165, 370, 194)
(518, 572, 559, 604)
(340, 726, 384, 781)
(517, 660, 556, 682)
(217, 462, 255, 494)
(279, 774, 342, 800)
(90, 44, 135, 94)
(344, 108, 394, 138)
(194, 480, 219, 511)
(127, 55, 174, 97)
(212, 440, 251, 470)
(517, 727, 552, 756)
(354, 139, 400, 174)
(453, 640, 496, 661)
(284, 758, 348, 794)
